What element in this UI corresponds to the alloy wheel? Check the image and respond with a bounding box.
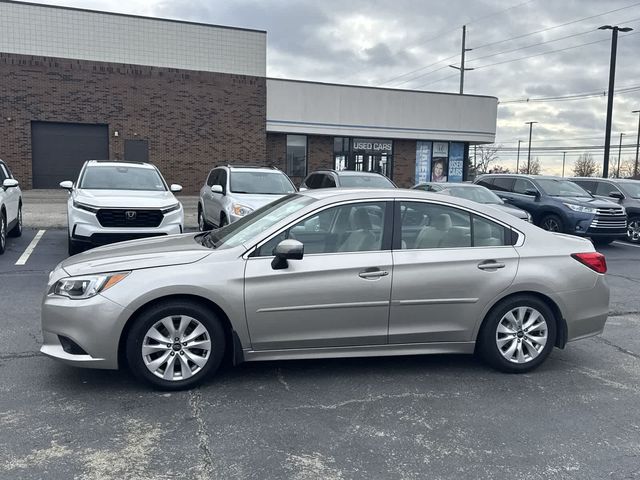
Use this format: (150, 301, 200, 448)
(542, 218, 560, 232)
(198, 211, 205, 231)
(0, 216, 5, 250)
(495, 306, 548, 364)
(628, 218, 640, 243)
(142, 315, 212, 381)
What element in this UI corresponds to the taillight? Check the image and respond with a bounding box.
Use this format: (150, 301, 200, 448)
(571, 252, 607, 274)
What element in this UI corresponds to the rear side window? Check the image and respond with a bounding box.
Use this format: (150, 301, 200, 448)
(306, 174, 322, 189)
(472, 216, 510, 247)
(492, 177, 515, 192)
(321, 175, 336, 188)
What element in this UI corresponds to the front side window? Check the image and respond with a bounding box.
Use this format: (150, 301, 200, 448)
(206, 170, 217, 187)
(595, 181, 620, 197)
(287, 135, 307, 177)
(230, 171, 295, 195)
(0, 164, 8, 182)
(513, 179, 537, 195)
(79, 166, 166, 191)
(256, 202, 388, 256)
(535, 179, 591, 197)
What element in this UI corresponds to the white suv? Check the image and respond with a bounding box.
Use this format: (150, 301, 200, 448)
(198, 166, 296, 230)
(0, 159, 22, 254)
(61, 160, 184, 255)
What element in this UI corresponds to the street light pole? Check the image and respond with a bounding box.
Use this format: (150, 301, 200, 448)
(599, 25, 633, 178)
(633, 109, 640, 177)
(525, 121, 538, 174)
(516, 140, 521, 173)
(617, 132, 625, 178)
(562, 152, 566, 177)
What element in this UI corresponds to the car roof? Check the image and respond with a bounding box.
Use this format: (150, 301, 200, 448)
(85, 160, 155, 169)
(573, 177, 638, 184)
(309, 170, 385, 177)
(227, 166, 283, 173)
(479, 174, 570, 181)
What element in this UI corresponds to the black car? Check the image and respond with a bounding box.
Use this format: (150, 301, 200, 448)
(300, 170, 396, 190)
(571, 177, 640, 244)
(474, 174, 626, 245)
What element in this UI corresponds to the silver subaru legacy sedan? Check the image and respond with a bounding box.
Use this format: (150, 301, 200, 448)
(41, 189, 610, 390)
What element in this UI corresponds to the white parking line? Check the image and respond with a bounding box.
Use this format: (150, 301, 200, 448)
(15, 230, 46, 265)
(613, 241, 640, 249)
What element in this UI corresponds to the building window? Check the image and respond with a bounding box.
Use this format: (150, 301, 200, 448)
(333, 137, 349, 170)
(286, 135, 307, 177)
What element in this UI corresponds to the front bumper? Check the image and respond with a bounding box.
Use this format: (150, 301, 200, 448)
(40, 292, 130, 369)
(566, 212, 626, 238)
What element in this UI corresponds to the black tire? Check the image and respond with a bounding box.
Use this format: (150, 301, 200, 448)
(219, 213, 228, 228)
(68, 235, 83, 256)
(0, 213, 6, 255)
(198, 206, 211, 232)
(126, 300, 226, 390)
(539, 214, 564, 233)
(627, 216, 640, 244)
(8, 203, 22, 237)
(592, 236, 615, 246)
(477, 294, 557, 373)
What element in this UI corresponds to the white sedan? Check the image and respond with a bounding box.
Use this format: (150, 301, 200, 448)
(60, 160, 184, 255)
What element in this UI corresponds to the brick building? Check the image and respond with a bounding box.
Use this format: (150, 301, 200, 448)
(0, 0, 497, 193)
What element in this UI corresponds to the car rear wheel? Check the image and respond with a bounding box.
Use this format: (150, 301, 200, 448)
(8, 204, 22, 237)
(539, 214, 563, 233)
(627, 216, 640, 244)
(126, 300, 225, 390)
(478, 295, 557, 373)
(0, 213, 6, 254)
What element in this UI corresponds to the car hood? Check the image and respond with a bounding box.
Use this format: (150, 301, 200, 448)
(75, 189, 179, 209)
(61, 233, 211, 276)
(555, 196, 619, 208)
(232, 193, 288, 211)
(488, 203, 529, 219)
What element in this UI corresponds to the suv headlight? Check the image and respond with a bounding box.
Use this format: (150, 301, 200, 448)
(563, 203, 596, 214)
(232, 203, 253, 216)
(50, 272, 130, 300)
(161, 203, 181, 214)
(72, 200, 99, 213)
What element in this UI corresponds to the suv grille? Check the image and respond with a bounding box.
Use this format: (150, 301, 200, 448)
(590, 207, 626, 229)
(96, 209, 164, 228)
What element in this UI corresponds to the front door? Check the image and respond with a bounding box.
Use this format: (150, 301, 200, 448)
(389, 201, 519, 343)
(244, 201, 393, 350)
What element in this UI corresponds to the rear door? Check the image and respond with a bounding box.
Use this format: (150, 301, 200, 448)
(389, 200, 519, 343)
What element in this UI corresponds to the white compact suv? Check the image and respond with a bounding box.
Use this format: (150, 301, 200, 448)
(61, 160, 184, 255)
(198, 165, 296, 230)
(0, 159, 23, 254)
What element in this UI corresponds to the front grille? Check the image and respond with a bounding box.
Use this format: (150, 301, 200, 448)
(89, 232, 167, 245)
(96, 209, 164, 228)
(590, 207, 627, 230)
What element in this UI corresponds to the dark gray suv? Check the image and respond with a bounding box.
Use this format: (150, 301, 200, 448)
(571, 178, 640, 244)
(475, 174, 626, 245)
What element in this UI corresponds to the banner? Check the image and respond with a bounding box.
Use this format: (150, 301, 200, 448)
(415, 141, 432, 184)
(448, 142, 464, 183)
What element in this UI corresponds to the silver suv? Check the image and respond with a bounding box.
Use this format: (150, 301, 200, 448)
(0, 159, 23, 254)
(198, 165, 296, 230)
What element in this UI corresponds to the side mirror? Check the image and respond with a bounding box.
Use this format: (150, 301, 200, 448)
(524, 189, 539, 197)
(59, 180, 73, 190)
(211, 184, 224, 194)
(2, 179, 19, 189)
(271, 239, 304, 270)
(170, 184, 183, 193)
(609, 191, 624, 200)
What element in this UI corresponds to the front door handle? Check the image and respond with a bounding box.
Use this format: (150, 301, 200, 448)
(477, 261, 506, 270)
(358, 269, 389, 279)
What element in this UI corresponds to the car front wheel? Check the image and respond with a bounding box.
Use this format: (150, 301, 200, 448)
(0, 213, 6, 254)
(539, 214, 563, 233)
(8, 204, 22, 237)
(477, 295, 557, 373)
(68, 236, 83, 256)
(126, 300, 226, 390)
(627, 216, 640, 244)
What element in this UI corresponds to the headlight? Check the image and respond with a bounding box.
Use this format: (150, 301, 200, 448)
(73, 200, 99, 213)
(161, 203, 181, 214)
(50, 272, 130, 300)
(563, 203, 596, 214)
(232, 203, 253, 216)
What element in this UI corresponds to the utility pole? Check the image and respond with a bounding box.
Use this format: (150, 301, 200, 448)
(525, 121, 538, 174)
(633, 109, 640, 177)
(449, 25, 474, 94)
(599, 25, 633, 178)
(617, 132, 625, 178)
(562, 152, 566, 177)
(516, 140, 521, 173)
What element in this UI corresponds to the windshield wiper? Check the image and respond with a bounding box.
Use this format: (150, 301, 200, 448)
(197, 232, 219, 249)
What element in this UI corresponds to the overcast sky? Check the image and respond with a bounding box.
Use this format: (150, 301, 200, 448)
(20, 0, 640, 175)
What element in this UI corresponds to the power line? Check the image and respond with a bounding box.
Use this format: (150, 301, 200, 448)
(378, 53, 458, 86)
(499, 83, 640, 104)
(466, 0, 537, 26)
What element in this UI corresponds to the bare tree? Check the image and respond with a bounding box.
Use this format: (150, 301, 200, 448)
(616, 157, 636, 178)
(572, 153, 598, 177)
(470, 144, 501, 176)
(489, 164, 511, 174)
(518, 157, 541, 175)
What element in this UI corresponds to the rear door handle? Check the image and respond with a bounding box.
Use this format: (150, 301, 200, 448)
(358, 269, 389, 279)
(477, 261, 505, 270)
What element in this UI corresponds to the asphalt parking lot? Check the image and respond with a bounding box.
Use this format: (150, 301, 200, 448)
(1, 228, 639, 479)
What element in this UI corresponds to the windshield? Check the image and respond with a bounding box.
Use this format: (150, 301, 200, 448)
(620, 181, 640, 199)
(201, 194, 314, 249)
(535, 179, 591, 197)
(230, 171, 296, 194)
(340, 175, 395, 188)
(442, 186, 502, 204)
(80, 166, 166, 191)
